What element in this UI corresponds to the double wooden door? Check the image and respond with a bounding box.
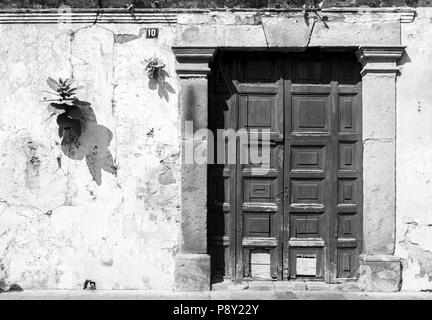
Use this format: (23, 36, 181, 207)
(208, 50, 363, 283)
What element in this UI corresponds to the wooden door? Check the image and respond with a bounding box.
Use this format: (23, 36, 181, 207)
(234, 54, 284, 280)
(208, 50, 362, 283)
(208, 52, 284, 281)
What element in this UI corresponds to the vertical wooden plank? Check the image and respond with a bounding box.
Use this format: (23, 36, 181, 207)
(329, 78, 339, 283)
(282, 67, 292, 280)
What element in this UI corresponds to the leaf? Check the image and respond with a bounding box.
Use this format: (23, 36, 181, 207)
(56, 113, 74, 127)
(66, 106, 83, 119)
(148, 78, 158, 90)
(50, 103, 70, 110)
(70, 120, 81, 137)
(64, 78, 75, 86)
(47, 77, 61, 91)
(163, 81, 176, 94)
(159, 69, 169, 79)
(58, 126, 64, 138)
(86, 150, 101, 185)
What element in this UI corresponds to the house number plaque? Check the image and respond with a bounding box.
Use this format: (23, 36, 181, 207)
(296, 255, 317, 276)
(146, 28, 159, 38)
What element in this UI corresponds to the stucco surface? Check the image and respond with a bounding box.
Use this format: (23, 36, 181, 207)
(0, 8, 431, 291)
(0, 23, 181, 289)
(174, 11, 401, 47)
(362, 73, 397, 255)
(396, 7, 432, 291)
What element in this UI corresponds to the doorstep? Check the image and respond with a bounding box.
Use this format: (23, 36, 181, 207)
(211, 280, 361, 292)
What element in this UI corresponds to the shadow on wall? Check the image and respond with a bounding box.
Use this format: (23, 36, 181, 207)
(60, 104, 117, 185)
(148, 69, 176, 102)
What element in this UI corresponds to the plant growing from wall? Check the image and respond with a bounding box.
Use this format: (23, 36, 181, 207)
(145, 57, 166, 81)
(43, 77, 117, 185)
(145, 57, 175, 102)
(302, 1, 328, 28)
(44, 77, 90, 139)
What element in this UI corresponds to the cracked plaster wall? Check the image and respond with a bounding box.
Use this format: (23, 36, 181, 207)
(397, 7, 432, 291)
(1, 8, 432, 291)
(0, 23, 181, 289)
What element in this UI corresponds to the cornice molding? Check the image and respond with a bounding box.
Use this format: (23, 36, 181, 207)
(0, 7, 416, 24)
(0, 10, 177, 24)
(400, 10, 416, 23)
(172, 47, 216, 79)
(356, 46, 406, 77)
(357, 46, 406, 60)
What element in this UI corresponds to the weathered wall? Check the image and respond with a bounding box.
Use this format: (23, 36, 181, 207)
(0, 7, 431, 291)
(396, 7, 432, 291)
(0, 23, 181, 289)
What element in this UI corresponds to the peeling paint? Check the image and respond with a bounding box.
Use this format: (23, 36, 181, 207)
(0, 7, 431, 292)
(158, 163, 176, 185)
(114, 27, 146, 44)
(0, 22, 180, 290)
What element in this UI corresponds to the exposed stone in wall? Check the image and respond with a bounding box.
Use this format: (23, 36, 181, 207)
(397, 223, 432, 290)
(174, 10, 401, 47)
(0, 0, 432, 9)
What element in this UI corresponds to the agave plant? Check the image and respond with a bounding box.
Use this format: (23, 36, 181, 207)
(44, 77, 90, 138)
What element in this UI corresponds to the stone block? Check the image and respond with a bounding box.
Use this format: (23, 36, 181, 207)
(248, 281, 275, 291)
(274, 291, 298, 300)
(358, 255, 402, 292)
(180, 161, 207, 253)
(211, 281, 229, 291)
(340, 281, 362, 292)
(261, 17, 312, 47)
(211, 280, 250, 291)
(175, 254, 211, 291)
(363, 140, 396, 254)
(274, 281, 307, 291)
(306, 281, 361, 292)
(306, 282, 340, 291)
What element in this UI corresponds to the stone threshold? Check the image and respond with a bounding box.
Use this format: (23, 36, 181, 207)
(211, 280, 361, 292)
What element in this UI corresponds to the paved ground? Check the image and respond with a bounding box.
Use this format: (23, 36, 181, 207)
(1, 280, 431, 300)
(0, 290, 431, 300)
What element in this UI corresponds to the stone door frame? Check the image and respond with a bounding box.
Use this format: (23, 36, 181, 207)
(172, 45, 405, 291)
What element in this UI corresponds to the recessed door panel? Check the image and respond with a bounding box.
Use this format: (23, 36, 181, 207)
(292, 95, 331, 133)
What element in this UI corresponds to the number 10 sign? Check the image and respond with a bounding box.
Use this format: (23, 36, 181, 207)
(146, 28, 159, 39)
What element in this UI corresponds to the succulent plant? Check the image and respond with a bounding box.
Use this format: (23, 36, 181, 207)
(44, 77, 90, 138)
(145, 57, 166, 80)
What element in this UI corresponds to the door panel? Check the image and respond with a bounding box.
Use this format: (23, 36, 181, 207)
(236, 55, 284, 280)
(209, 51, 362, 283)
